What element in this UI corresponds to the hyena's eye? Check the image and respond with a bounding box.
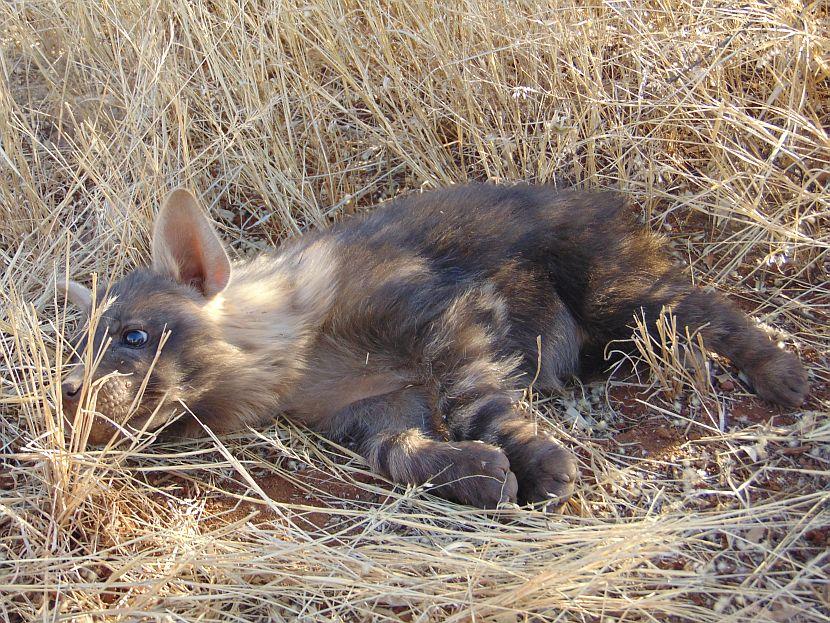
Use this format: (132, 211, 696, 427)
(123, 329, 149, 348)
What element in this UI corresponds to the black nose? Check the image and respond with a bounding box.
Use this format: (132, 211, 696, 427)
(62, 379, 82, 403)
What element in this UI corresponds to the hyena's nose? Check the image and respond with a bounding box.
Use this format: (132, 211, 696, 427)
(61, 378, 82, 407)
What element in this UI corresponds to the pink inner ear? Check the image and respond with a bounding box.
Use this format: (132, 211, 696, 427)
(176, 234, 207, 291)
(153, 189, 231, 298)
(174, 233, 229, 296)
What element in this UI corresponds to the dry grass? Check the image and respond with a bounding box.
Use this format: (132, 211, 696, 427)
(1, 1, 829, 621)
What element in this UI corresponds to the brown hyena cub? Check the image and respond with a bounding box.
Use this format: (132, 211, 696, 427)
(59, 184, 809, 509)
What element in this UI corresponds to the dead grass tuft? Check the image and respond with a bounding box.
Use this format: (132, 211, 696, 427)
(625, 306, 715, 404)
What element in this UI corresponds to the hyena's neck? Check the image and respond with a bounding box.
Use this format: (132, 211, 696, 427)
(203, 238, 339, 390)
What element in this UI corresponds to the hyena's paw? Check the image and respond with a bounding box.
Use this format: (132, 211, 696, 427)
(435, 442, 518, 509)
(512, 436, 578, 510)
(747, 348, 809, 408)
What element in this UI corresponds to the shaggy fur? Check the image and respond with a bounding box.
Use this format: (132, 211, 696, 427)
(60, 184, 809, 509)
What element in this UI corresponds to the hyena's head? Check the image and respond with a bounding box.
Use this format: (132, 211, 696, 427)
(59, 189, 260, 444)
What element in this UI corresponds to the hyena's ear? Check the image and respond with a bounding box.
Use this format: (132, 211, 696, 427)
(152, 188, 231, 298)
(57, 280, 93, 315)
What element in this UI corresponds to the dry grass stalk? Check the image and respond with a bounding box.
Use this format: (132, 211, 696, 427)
(628, 306, 716, 404)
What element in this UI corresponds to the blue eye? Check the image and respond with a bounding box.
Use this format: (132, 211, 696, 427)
(123, 329, 148, 348)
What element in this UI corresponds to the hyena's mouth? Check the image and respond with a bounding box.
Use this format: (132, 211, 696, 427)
(71, 405, 172, 445)
(62, 374, 174, 444)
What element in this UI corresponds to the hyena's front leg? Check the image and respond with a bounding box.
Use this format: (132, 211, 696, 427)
(429, 291, 579, 509)
(326, 388, 518, 509)
(489, 419, 578, 509)
(674, 288, 809, 407)
(443, 384, 578, 509)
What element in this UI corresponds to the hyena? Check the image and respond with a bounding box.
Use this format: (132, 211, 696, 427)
(59, 184, 809, 509)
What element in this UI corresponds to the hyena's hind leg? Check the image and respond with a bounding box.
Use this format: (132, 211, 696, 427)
(673, 287, 808, 407)
(591, 277, 810, 407)
(576, 207, 808, 407)
(326, 387, 518, 508)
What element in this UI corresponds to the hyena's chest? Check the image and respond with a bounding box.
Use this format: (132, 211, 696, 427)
(280, 341, 415, 428)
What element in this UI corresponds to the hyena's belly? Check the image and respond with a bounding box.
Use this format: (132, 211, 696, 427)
(509, 296, 582, 392)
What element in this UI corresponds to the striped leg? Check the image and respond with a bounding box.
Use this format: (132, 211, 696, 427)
(489, 419, 578, 508)
(425, 290, 578, 509)
(442, 385, 578, 509)
(326, 388, 517, 508)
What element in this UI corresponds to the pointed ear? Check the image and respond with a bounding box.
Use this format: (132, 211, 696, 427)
(152, 188, 231, 298)
(58, 280, 93, 315)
